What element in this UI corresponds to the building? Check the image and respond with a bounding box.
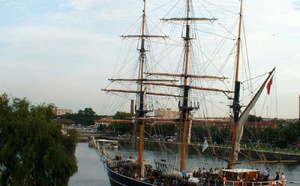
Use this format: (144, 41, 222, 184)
(94, 116, 113, 127)
(246, 121, 277, 131)
(154, 108, 179, 119)
(52, 106, 73, 116)
(193, 118, 278, 131)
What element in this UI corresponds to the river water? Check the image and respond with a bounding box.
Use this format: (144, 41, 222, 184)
(68, 143, 110, 186)
(69, 142, 300, 186)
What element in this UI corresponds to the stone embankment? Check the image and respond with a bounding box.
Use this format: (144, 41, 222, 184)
(78, 132, 109, 142)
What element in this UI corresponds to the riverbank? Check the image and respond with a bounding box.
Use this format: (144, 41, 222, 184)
(104, 137, 300, 162)
(78, 132, 109, 142)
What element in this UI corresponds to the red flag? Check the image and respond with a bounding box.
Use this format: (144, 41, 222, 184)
(266, 77, 273, 95)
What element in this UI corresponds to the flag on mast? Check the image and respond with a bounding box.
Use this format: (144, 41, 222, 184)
(266, 77, 273, 95)
(202, 139, 208, 152)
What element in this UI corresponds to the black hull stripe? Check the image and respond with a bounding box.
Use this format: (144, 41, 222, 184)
(108, 175, 127, 186)
(105, 163, 155, 186)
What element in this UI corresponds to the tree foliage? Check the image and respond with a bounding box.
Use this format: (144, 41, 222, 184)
(112, 111, 133, 120)
(248, 115, 263, 122)
(60, 107, 99, 126)
(192, 126, 231, 144)
(96, 109, 300, 149)
(0, 94, 78, 185)
(97, 124, 109, 132)
(244, 121, 299, 148)
(109, 112, 134, 134)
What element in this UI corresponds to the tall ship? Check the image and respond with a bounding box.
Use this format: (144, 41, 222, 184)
(99, 0, 293, 185)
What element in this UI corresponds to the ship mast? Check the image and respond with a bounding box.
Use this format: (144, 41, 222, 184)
(104, 0, 225, 173)
(102, 0, 168, 176)
(180, 0, 192, 172)
(161, 0, 216, 171)
(122, 0, 167, 176)
(229, 0, 243, 169)
(137, 0, 147, 176)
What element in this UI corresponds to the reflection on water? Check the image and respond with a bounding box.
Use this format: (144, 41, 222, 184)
(70, 142, 300, 186)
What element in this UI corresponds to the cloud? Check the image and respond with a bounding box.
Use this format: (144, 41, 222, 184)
(64, 0, 103, 11)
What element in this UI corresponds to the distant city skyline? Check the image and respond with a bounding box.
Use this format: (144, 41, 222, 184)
(0, 0, 299, 119)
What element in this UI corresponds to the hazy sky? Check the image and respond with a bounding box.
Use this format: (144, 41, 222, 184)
(0, 0, 299, 119)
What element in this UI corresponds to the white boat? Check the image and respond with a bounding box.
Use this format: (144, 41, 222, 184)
(96, 139, 118, 150)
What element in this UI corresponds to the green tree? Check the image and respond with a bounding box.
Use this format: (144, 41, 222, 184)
(263, 126, 279, 143)
(192, 126, 206, 141)
(294, 121, 300, 133)
(280, 124, 298, 147)
(248, 115, 263, 122)
(61, 107, 99, 126)
(97, 124, 108, 132)
(112, 111, 133, 120)
(145, 124, 176, 137)
(0, 94, 78, 185)
(109, 112, 134, 135)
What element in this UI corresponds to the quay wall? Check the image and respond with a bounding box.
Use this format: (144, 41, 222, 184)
(88, 135, 300, 162)
(113, 137, 300, 162)
(78, 132, 109, 142)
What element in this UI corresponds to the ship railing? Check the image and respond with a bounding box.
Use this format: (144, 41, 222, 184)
(107, 160, 131, 168)
(223, 180, 285, 185)
(196, 177, 219, 185)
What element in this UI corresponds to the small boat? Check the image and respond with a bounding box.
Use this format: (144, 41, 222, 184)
(97, 139, 118, 150)
(89, 137, 118, 150)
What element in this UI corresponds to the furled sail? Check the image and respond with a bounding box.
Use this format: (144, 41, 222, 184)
(233, 68, 275, 161)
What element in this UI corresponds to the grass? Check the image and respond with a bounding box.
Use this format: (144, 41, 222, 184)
(208, 142, 300, 155)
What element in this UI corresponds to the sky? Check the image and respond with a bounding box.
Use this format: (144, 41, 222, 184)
(0, 0, 299, 119)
